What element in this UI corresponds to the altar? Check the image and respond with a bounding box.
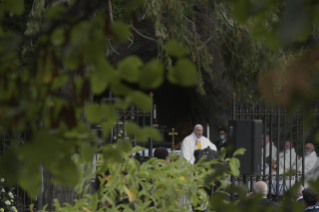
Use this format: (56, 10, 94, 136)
(132, 148, 181, 157)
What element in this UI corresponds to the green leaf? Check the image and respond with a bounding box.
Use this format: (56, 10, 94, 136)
(90, 60, 115, 94)
(101, 121, 115, 139)
(85, 103, 101, 124)
(126, 122, 141, 135)
(110, 77, 133, 95)
(118, 56, 143, 83)
(90, 74, 108, 95)
(165, 40, 190, 57)
(142, 127, 162, 141)
(62, 50, 79, 71)
(167, 59, 198, 87)
(51, 28, 65, 46)
(233, 148, 246, 157)
(229, 158, 240, 176)
(114, 97, 131, 110)
(102, 145, 123, 162)
(50, 156, 81, 187)
(80, 143, 96, 163)
(1, 0, 24, 15)
(19, 162, 41, 199)
(117, 140, 133, 154)
(89, 193, 98, 211)
(51, 75, 68, 91)
(100, 104, 118, 121)
(139, 59, 164, 89)
(232, 0, 251, 23)
(44, 5, 66, 19)
(111, 21, 130, 42)
(130, 91, 152, 112)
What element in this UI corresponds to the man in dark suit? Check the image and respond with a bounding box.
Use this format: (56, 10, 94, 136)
(248, 181, 279, 209)
(303, 188, 319, 211)
(214, 128, 228, 151)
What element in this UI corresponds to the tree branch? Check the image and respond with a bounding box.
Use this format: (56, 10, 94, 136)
(214, 0, 234, 28)
(197, 36, 214, 50)
(129, 25, 157, 43)
(108, 0, 113, 24)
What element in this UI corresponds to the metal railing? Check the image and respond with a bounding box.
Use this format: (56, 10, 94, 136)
(232, 93, 319, 201)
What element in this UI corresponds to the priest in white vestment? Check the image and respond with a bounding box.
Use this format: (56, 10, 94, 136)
(180, 124, 217, 165)
(297, 143, 318, 174)
(272, 141, 297, 174)
(261, 134, 277, 172)
(270, 141, 297, 195)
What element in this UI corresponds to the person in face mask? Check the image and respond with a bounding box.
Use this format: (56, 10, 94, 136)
(213, 128, 228, 152)
(272, 141, 297, 174)
(297, 143, 318, 174)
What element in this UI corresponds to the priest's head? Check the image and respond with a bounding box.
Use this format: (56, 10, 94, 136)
(305, 143, 315, 154)
(261, 134, 270, 146)
(285, 141, 293, 150)
(193, 124, 203, 138)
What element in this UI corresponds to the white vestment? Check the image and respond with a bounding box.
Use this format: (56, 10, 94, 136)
(278, 148, 297, 174)
(180, 133, 217, 165)
(261, 142, 277, 163)
(297, 151, 318, 174)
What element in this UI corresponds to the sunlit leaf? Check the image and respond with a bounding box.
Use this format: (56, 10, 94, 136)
(124, 186, 136, 202)
(233, 148, 246, 157)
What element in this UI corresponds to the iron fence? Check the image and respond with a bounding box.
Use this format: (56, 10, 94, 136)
(232, 93, 319, 201)
(1, 130, 40, 212)
(93, 91, 155, 157)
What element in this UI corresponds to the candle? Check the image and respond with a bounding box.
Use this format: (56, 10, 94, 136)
(153, 104, 157, 119)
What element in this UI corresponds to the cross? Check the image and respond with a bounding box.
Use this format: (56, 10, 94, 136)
(102, 91, 117, 104)
(168, 128, 178, 149)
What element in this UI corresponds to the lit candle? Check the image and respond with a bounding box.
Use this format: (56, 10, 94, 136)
(153, 104, 157, 119)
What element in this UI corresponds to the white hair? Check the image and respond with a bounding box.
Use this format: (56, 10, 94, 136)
(194, 124, 203, 130)
(295, 185, 304, 196)
(310, 143, 315, 151)
(254, 181, 268, 196)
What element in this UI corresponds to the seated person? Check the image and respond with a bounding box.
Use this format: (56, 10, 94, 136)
(261, 134, 277, 172)
(297, 143, 318, 174)
(272, 141, 296, 174)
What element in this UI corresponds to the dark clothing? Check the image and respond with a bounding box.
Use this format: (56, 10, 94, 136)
(214, 139, 228, 151)
(305, 205, 319, 212)
(260, 198, 280, 211)
(194, 146, 219, 164)
(297, 197, 304, 204)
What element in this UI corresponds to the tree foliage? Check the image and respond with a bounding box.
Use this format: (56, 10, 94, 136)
(2, 0, 319, 211)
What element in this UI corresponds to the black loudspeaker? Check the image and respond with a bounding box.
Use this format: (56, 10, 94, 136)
(228, 120, 262, 175)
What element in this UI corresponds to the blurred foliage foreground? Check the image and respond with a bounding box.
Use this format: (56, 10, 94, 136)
(2, 0, 319, 211)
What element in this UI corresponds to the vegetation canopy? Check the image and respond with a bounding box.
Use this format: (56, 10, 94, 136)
(1, 0, 319, 211)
